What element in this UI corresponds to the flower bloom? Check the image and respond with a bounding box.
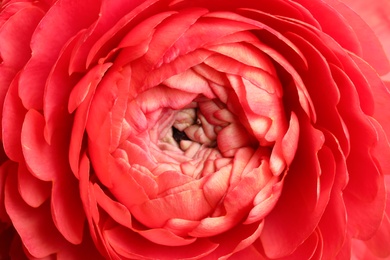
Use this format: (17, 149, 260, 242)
(1, 0, 390, 259)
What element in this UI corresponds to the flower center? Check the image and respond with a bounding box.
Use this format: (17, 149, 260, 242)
(148, 96, 258, 179)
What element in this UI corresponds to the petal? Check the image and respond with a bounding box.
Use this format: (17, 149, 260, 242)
(295, 0, 390, 75)
(0, 161, 12, 223)
(17, 162, 51, 208)
(78, 153, 108, 258)
(131, 189, 212, 228)
(0, 5, 43, 68)
(338, 0, 390, 75)
(69, 0, 145, 72)
(287, 33, 350, 155)
(21, 110, 70, 181)
(260, 114, 334, 258)
(209, 222, 264, 259)
(5, 167, 67, 258)
(318, 132, 348, 259)
(18, 0, 101, 110)
(2, 74, 26, 162)
(68, 63, 112, 177)
(51, 177, 85, 245)
(21, 109, 85, 245)
(332, 65, 386, 240)
(43, 30, 88, 142)
(0, 5, 43, 136)
(104, 226, 218, 259)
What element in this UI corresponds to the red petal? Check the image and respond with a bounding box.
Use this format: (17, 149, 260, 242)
(318, 132, 348, 259)
(21, 110, 61, 181)
(18, 0, 101, 110)
(208, 222, 264, 259)
(332, 65, 386, 240)
(260, 115, 334, 258)
(69, 0, 145, 72)
(105, 226, 218, 259)
(332, 0, 390, 75)
(0, 161, 12, 223)
(68, 63, 112, 177)
(131, 189, 212, 228)
(21, 110, 85, 244)
(295, 0, 390, 75)
(68, 63, 112, 113)
(5, 167, 67, 258)
(2, 74, 26, 162)
(43, 31, 85, 143)
(0, 5, 43, 69)
(17, 162, 51, 208)
(51, 177, 85, 245)
(78, 153, 108, 258)
(0, 5, 43, 136)
(288, 33, 350, 156)
(350, 54, 390, 161)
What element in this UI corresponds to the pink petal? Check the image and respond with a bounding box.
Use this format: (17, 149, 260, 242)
(163, 68, 215, 99)
(206, 42, 277, 77)
(131, 189, 212, 228)
(217, 123, 257, 157)
(224, 161, 272, 215)
(189, 161, 272, 238)
(202, 165, 231, 208)
(244, 178, 282, 224)
(126, 165, 158, 198)
(280, 112, 299, 166)
(135, 85, 197, 113)
(159, 13, 257, 64)
(107, 157, 150, 208)
(141, 7, 208, 64)
(156, 170, 194, 195)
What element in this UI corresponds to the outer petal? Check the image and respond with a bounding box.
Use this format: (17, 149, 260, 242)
(4, 164, 67, 258)
(339, 0, 390, 79)
(295, 0, 390, 76)
(18, 0, 101, 110)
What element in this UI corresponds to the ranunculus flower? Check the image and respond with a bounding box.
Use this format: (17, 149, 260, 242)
(1, 0, 390, 259)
